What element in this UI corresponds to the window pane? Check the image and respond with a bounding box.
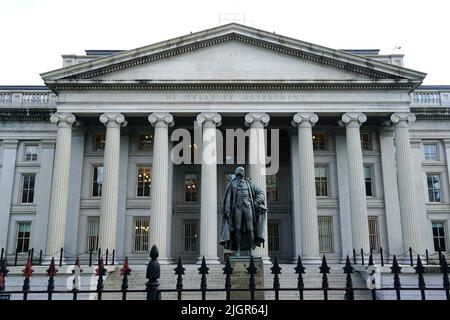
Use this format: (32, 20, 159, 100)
(266, 175, 278, 202)
(92, 165, 104, 197)
(315, 166, 328, 197)
(361, 133, 370, 150)
(183, 221, 199, 253)
(312, 133, 327, 150)
(138, 133, 153, 151)
(424, 144, 438, 161)
(427, 174, 441, 202)
(432, 222, 447, 252)
(133, 217, 150, 253)
(137, 167, 151, 197)
(268, 220, 281, 253)
(364, 165, 373, 197)
(25, 145, 38, 161)
(318, 217, 333, 253)
(21, 174, 35, 204)
(368, 217, 380, 252)
(184, 174, 199, 202)
(95, 133, 106, 151)
(16, 222, 31, 253)
(86, 217, 99, 252)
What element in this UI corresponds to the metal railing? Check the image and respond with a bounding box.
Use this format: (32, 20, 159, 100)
(0, 245, 449, 301)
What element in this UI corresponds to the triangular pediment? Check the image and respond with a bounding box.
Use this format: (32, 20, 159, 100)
(41, 23, 426, 90)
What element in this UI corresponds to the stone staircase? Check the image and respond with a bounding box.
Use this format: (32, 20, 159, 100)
(102, 263, 372, 300)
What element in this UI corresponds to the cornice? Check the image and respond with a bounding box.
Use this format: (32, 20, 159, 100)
(412, 107, 450, 120)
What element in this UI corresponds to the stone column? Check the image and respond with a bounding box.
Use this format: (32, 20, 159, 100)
(98, 113, 127, 253)
(148, 113, 174, 263)
(46, 113, 76, 257)
(245, 113, 270, 263)
(390, 113, 422, 254)
(0, 140, 18, 251)
(197, 113, 221, 264)
(292, 113, 321, 263)
(339, 113, 370, 253)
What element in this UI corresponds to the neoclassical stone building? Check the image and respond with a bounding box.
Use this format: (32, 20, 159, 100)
(1, 24, 449, 265)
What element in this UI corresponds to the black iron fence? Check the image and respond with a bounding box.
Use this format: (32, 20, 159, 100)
(0, 245, 449, 301)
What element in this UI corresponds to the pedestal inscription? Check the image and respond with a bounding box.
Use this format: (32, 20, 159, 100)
(229, 257, 265, 300)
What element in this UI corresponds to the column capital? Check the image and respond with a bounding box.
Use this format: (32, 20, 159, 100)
(390, 113, 416, 126)
(50, 113, 76, 128)
(100, 113, 127, 128)
(245, 113, 270, 128)
(148, 113, 174, 128)
(197, 113, 222, 128)
(339, 113, 367, 127)
(292, 113, 318, 128)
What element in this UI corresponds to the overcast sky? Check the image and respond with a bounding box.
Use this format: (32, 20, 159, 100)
(0, 0, 448, 85)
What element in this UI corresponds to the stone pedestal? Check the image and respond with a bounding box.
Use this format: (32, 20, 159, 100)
(229, 256, 265, 300)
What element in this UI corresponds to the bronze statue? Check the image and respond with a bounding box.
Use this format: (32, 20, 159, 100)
(219, 167, 267, 256)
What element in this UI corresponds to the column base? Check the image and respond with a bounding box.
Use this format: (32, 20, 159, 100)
(197, 256, 221, 265)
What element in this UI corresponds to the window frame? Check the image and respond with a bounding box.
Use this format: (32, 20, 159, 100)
(318, 216, 334, 253)
(85, 216, 99, 252)
(432, 221, 447, 252)
(312, 132, 327, 151)
(266, 174, 279, 203)
(315, 165, 329, 197)
(94, 132, 106, 152)
(184, 173, 199, 203)
(136, 166, 152, 198)
(16, 222, 31, 253)
(137, 133, 154, 151)
(20, 173, 36, 204)
(360, 132, 371, 151)
(268, 219, 281, 254)
(423, 142, 439, 161)
(364, 164, 375, 197)
(368, 216, 381, 252)
(91, 164, 104, 198)
(182, 220, 199, 254)
(132, 216, 150, 253)
(426, 173, 442, 203)
(24, 144, 39, 162)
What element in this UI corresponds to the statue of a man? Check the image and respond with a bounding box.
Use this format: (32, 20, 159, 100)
(220, 167, 267, 256)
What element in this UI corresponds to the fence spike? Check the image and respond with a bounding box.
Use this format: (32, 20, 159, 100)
(223, 256, 233, 300)
(198, 256, 209, 300)
(46, 257, 58, 300)
(294, 255, 305, 300)
(271, 257, 282, 300)
(22, 258, 33, 300)
(343, 255, 354, 300)
(247, 256, 257, 300)
(390, 255, 402, 300)
(95, 256, 106, 300)
(414, 255, 426, 300)
(120, 256, 132, 300)
(71, 257, 83, 295)
(440, 255, 449, 300)
(146, 245, 160, 300)
(0, 257, 9, 292)
(174, 257, 185, 300)
(319, 255, 330, 300)
(380, 247, 384, 266)
(368, 249, 374, 266)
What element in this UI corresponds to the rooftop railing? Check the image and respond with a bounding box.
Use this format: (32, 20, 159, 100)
(0, 87, 56, 108)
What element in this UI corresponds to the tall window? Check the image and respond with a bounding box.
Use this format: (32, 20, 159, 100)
(24, 145, 38, 161)
(183, 221, 199, 253)
(133, 217, 150, 253)
(432, 222, 447, 251)
(86, 217, 99, 252)
(423, 143, 438, 161)
(21, 174, 35, 203)
(318, 216, 333, 253)
(364, 165, 374, 197)
(427, 174, 442, 203)
(312, 133, 327, 150)
(268, 220, 281, 253)
(138, 133, 153, 151)
(266, 175, 278, 202)
(315, 166, 328, 197)
(92, 165, 104, 197)
(94, 133, 106, 151)
(16, 222, 31, 253)
(137, 167, 151, 197)
(361, 133, 370, 150)
(368, 217, 380, 252)
(184, 174, 199, 202)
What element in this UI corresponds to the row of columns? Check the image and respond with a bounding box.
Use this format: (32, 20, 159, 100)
(45, 111, 422, 262)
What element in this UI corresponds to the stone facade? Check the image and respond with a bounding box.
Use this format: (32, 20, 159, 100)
(1, 23, 450, 266)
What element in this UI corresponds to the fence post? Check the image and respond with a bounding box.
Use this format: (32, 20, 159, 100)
(30, 248, 34, 265)
(72, 257, 82, 301)
(343, 255, 354, 300)
(46, 257, 58, 301)
(361, 249, 364, 265)
(14, 248, 18, 266)
(198, 256, 209, 301)
(89, 249, 93, 267)
(440, 255, 449, 300)
(247, 256, 257, 301)
(105, 249, 109, 266)
(146, 245, 160, 300)
(438, 248, 443, 265)
(391, 255, 402, 300)
(120, 257, 132, 301)
(22, 258, 33, 301)
(353, 249, 356, 264)
(425, 249, 429, 265)
(112, 249, 115, 266)
(271, 257, 282, 301)
(223, 256, 233, 301)
(96, 257, 106, 301)
(367, 251, 377, 300)
(414, 255, 426, 301)
(409, 247, 413, 266)
(0, 248, 4, 263)
(380, 247, 384, 266)
(174, 257, 185, 301)
(59, 247, 63, 267)
(0, 257, 9, 293)
(295, 255, 305, 301)
(98, 248, 101, 265)
(39, 250, 43, 265)
(319, 255, 330, 301)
